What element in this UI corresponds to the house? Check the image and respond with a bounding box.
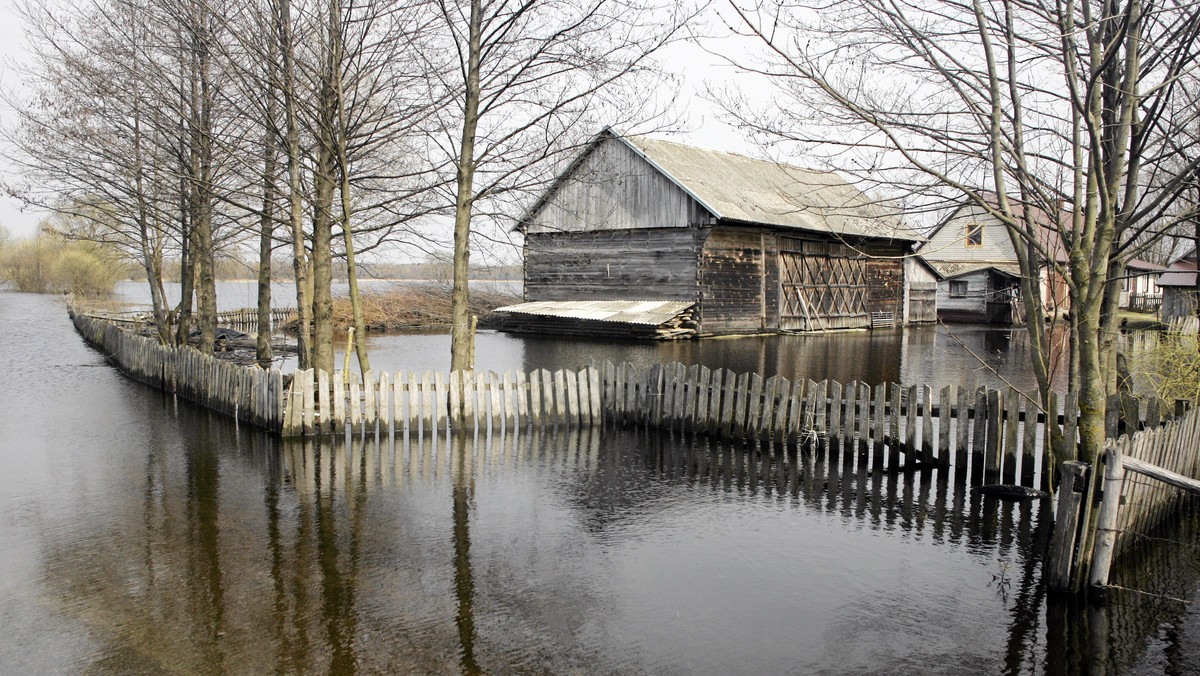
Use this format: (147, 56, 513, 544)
(500, 128, 928, 338)
(1120, 259, 1165, 312)
(1159, 245, 1197, 322)
(916, 199, 1069, 324)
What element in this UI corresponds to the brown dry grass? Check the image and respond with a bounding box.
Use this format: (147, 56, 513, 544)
(329, 283, 519, 332)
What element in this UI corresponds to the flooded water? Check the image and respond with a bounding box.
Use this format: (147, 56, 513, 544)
(117, 279, 1065, 394)
(3, 291, 1198, 674)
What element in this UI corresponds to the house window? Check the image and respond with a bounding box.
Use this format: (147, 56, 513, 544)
(949, 280, 969, 298)
(965, 222, 983, 246)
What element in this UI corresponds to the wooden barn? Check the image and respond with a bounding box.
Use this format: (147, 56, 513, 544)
(501, 129, 926, 338)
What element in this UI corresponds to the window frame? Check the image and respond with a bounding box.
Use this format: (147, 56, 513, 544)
(949, 280, 969, 298)
(964, 222, 983, 247)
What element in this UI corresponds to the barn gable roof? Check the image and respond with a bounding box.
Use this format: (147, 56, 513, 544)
(519, 128, 920, 242)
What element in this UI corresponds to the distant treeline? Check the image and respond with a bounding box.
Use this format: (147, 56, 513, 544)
(133, 258, 522, 283)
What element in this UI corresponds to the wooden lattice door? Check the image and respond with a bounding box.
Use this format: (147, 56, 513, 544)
(779, 239, 869, 331)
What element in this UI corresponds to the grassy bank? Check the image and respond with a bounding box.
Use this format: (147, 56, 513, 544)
(327, 284, 519, 332)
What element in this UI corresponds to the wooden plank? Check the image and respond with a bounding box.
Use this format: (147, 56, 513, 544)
(516, 370, 530, 427)
(695, 365, 712, 432)
(613, 362, 627, 421)
(683, 364, 700, 430)
(577, 367, 592, 426)
(774, 378, 793, 444)
(1022, 398, 1039, 487)
(986, 389, 1002, 480)
(502, 371, 517, 430)
(1003, 387, 1020, 483)
(540, 368, 555, 427)
(1046, 462, 1090, 591)
(720, 372, 738, 440)
(921, 384, 933, 461)
(434, 371, 448, 433)
(956, 386, 970, 474)
(857, 382, 871, 453)
(554, 369, 569, 427)
(748, 374, 767, 438)
(528, 369, 543, 426)
(301, 369, 315, 435)
(972, 388, 988, 484)
(735, 372, 755, 439)
(872, 384, 886, 455)
(484, 371, 499, 430)
(475, 371, 489, 431)
(904, 384, 918, 459)
(707, 369, 725, 434)
(422, 371, 435, 434)
(841, 381, 856, 446)
(361, 370, 376, 430)
(348, 371, 362, 431)
(939, 385, 953, 467)
(459, 370, 476, 429)
(330, 370, 346, 434)
(787, 379, 806, 447)
(378, 371, 392, 435)
(815, 380, 830, 442)
(589, 365, 602, 424)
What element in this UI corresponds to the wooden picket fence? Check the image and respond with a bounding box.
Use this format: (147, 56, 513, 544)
(1165, 314, 1199, 335)
(281, 366, 603, 437)
(217, 306, 298, 332)
(71, 310, 286, 430)
(1087, 405, 1200, 591)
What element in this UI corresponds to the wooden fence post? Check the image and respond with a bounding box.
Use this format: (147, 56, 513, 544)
(1089, 441, 1126, 594)
(1046, 461, 1091, 592)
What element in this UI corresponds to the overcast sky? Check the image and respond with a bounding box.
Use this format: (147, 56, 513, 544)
(0, 0, 766, 241)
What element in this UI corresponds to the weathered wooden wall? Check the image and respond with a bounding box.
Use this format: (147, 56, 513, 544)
(523, 136, 711, 234)
(936, 269, 993, 323)
(865, 253, 905, 323)
(905, 257, 939, 324)
(697, 227, 766, 333)
(921, 205, 1018, 264)
(524, 228, 702, 302)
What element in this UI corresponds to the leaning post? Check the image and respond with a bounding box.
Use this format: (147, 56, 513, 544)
(1046, 461, 1090, 592)
(1089, 440, 1126, 596)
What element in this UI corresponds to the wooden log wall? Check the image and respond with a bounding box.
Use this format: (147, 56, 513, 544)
(71, 311, 286, 430)
(281, 366, 603, 437)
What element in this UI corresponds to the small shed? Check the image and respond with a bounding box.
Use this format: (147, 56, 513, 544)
(1159, 246, 1197, 323)
(923, 261, 1022, 324)
(514, 129, 924, 336)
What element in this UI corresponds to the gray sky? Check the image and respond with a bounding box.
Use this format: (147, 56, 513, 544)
(0, 0, 766, 242)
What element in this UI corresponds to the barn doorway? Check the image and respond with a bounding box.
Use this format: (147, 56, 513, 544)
(779, 238, 869, 331)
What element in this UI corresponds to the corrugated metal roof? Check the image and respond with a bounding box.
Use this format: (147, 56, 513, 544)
(1159, 271, 1197, 287)
(927, 261, 1023, 279)
(622, 134, 920, 242)
(493, 300, 694, 326)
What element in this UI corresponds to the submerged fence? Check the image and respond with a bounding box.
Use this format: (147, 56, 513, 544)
(71, 311, 287, 429)
(281, 360, 1190, 495)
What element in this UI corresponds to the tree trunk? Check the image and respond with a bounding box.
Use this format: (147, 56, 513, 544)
(190, 5, 217, 357)
(277, 0, 311, 370)
(257, 130, 277, 364)
(449, 0, 482, 373)
(331, 0, 369, 373)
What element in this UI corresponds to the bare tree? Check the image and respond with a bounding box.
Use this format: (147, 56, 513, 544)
(431, 0, 696, 372)
(716, 0, 1200, 469)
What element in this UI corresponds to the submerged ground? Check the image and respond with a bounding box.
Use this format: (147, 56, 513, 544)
(2, 291, 1198, 674)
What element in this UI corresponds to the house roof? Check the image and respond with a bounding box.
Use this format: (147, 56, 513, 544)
(520, 128, 921, 242)
(1158, 259, 1198, 287)
(926, 261, 1023, 280)
(493, 300, 694, 326)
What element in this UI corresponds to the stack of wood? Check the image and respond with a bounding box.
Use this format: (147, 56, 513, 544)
(654, 306, 699, 340)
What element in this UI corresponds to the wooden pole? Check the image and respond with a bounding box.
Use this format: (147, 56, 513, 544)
(1089, 441, 1126, 594)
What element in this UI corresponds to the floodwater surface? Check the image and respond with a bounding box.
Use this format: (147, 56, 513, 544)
(2, 292, 1198, 674)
